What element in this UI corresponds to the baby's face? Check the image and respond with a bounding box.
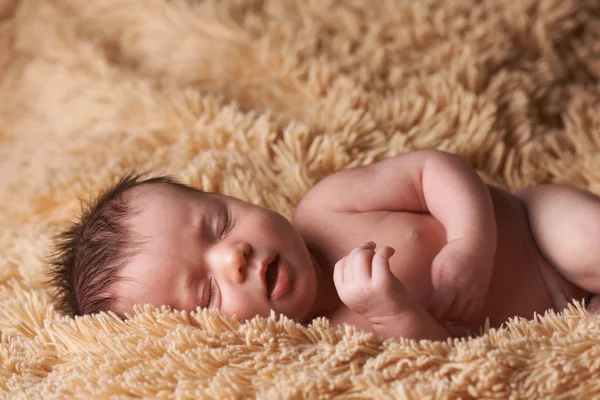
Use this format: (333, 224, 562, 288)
(114, 183, 318, 321)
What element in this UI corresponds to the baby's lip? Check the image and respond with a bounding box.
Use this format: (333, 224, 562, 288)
(258, 254, 277, 292)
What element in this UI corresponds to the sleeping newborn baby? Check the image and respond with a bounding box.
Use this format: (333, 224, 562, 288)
(50, 150, 600, 340)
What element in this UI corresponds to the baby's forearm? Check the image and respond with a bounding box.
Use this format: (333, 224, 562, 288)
(369, 306, 449, 341)
(422, 151, 496, 255)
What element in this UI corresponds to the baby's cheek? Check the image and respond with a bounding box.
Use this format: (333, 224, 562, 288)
(220, 297, 270, 321)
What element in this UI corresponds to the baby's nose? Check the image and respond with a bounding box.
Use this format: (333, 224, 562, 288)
(219, 242, 251, 283)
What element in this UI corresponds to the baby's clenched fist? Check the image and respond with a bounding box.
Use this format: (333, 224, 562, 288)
(333, 241, 413, 322)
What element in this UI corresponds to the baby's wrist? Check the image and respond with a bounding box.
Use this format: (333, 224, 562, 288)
(367, 309, 423, 340)
(366, 307, 419, 329)
(359, 291, 419, 328)
(368, 307, 449, 341)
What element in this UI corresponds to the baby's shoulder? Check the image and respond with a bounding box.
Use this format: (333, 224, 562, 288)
(293, 165, 370, 220)
(292, 186, 342, 241)
(293, 172, 345, 224)
(291, 176, 361, 258)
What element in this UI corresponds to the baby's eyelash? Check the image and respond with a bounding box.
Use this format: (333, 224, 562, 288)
(221, 211, 230, 237)
(207, 278, 215, 306)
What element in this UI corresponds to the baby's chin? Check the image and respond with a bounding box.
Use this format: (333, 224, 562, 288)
(287, 274, 319, 322)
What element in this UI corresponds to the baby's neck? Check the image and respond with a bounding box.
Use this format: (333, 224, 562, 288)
(304, 244, 342, 322)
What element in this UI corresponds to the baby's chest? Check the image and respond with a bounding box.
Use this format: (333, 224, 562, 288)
(320, 211, 448, 304)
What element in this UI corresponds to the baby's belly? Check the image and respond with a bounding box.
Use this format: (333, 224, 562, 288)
(466, 187, 586, 332)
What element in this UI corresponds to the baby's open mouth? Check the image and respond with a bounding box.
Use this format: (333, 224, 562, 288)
(264, 254, 289, 300)
(265, 255, 280, 298)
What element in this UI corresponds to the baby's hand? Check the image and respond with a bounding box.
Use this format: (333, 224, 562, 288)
(333, 242, 412, 322)
(428, 239, 494, 323)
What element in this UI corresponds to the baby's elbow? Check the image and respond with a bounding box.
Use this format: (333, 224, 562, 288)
(425, 149, 468, 169)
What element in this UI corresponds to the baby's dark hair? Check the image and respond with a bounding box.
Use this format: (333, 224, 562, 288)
(48, 173, 192, 317)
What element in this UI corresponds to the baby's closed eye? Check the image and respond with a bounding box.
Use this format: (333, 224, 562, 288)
(219, 207, 231, 238)
(212, 205, 232, 240)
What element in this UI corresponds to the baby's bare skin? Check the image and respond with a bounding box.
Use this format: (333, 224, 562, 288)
(114, 150, 599, 341)
(294, 150, 598, 339)
(295, 184, 587, 336)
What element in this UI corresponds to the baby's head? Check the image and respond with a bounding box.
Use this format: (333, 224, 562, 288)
(49, 174, 319, 322)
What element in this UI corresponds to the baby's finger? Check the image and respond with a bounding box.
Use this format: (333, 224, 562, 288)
(444, 293, 469, 322)
(428, 285, 457, 319)
(333, 257, 347, 285)
(377, 246, 395, 260)
(440, 321, 472, 338)
(362, 241, 376, 249)
(371, 246, 395, 285)
(347, 249, 376, 280)
(460, 301, 479, 323)
(350, 241, 376, 255)
(461, 297, 483, 323)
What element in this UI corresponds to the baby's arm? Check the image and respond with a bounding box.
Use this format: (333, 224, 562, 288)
(334, 242, 448, 341)
(302, 149, 497, 322)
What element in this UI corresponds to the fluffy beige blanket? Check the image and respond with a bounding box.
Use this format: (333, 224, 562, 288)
(2, 0, 600, 397)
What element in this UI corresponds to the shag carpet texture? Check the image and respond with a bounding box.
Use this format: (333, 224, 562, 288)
(1, 0, 600, 398)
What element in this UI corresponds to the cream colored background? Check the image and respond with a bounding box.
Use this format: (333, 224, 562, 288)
(1, 0, 600, 397)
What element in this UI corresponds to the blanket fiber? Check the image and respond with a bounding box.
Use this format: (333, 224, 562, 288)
(2, 0, 600, 398)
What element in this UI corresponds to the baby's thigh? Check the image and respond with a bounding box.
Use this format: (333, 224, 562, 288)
(517, 184, 600, 293)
